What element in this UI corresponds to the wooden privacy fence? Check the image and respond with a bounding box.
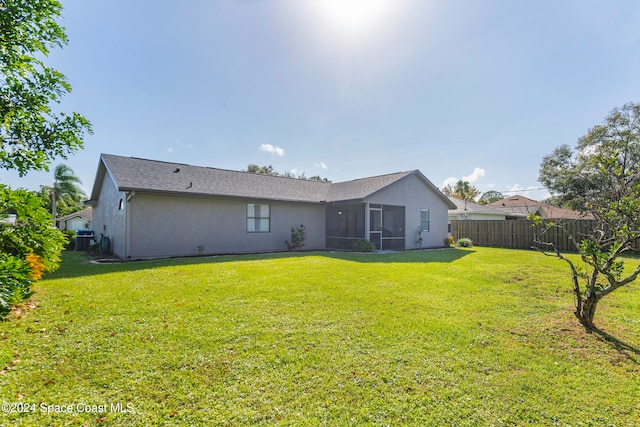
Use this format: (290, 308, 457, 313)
(450, 219, 598, 252)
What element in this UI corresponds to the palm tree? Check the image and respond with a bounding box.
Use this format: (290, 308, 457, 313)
(40, 164, 86, 226)
(453, 180, 480, 203)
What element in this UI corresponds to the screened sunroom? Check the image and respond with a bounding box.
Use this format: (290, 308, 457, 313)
(326, 203, 406, 250)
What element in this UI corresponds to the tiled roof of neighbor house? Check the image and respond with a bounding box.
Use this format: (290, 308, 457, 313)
(92, 154, 455, 207)
(486, 195, 593, 219)
(447, 197, 527, 218)
(57, 207, 92, 222)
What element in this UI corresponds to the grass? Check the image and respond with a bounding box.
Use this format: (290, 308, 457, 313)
(1, 247, 639, 426)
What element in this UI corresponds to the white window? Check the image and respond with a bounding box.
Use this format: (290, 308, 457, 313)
(420, 209, 430, 232)
(247, 204, 270, 233)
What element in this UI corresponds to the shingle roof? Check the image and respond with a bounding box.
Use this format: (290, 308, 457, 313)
(325, 171, 415, 202)
(447, 197, 527, 217)
(91, 154, 453, 207)
(486, 195, 593, 219)
(58, 207, 92, 222)
(97, 154, 331, 203)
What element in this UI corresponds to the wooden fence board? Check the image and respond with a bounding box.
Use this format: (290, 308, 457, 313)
(450, 219, 600, 252)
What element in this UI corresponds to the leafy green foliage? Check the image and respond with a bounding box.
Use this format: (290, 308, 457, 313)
(246, 163, 278, 176)
(246, 164, 332, 182)
(285, 224, 306, 250)
(0, 185, 65, 318)
(0, 0, 92, 175)
(442, 180, 480, 202)
(0, 254, 32, 317)
(457, 237, 473, 247)
(477, 190, 504, 205)
(353, 239, 376, 252)
(0, 184, 66, 271)
(535, 102, 640, 327)
(38, 164, 87, 217)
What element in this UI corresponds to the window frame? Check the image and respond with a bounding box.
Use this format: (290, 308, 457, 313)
(246, 203, 271, 233)
(420, 209, 430, 232)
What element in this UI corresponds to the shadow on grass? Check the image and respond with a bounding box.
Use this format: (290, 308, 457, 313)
(591, 326, 640, 363)
(44, 248, 475, 280)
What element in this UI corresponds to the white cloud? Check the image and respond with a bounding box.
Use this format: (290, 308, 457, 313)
(508, 184, 525, 193)
(315, 161, 328, 170)
(443, 167, 486, 189)
(463, 167, 486, 183)
(167, 147, 174, 153)
(259, 144, 285, 157)
(442, 177, 458, 188)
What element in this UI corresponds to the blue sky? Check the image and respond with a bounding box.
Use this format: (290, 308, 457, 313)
(2, 0, 640, 201)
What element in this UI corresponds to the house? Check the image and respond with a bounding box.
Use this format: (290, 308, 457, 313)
(486, 195, 593, 220)
(447, 197, 527, 221)
(87, 154, 456, 259)
(57, 207, 92, 232)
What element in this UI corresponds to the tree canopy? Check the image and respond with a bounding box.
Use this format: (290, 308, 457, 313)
(0, 0, 92, 175)
(245, 164, 331, 182)
(539, 102, 640, 210)
(535, 102, 640, 328)
(478, 190, 504, 205)
(442, 180, 480, 201)
(38, 164, 87, 218)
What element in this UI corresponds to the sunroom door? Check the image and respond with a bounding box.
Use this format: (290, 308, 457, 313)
(369, 208, 382, 250)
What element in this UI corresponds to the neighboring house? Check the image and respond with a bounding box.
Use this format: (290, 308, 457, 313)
(447, 197, 527, 221)
(57, 207, 92, 231)
(87, 154, 456, 260)
(486, 195, 594, 220)
(0, 213, 17, 225)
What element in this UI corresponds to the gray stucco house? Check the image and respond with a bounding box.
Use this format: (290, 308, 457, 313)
(87, 154, 455, 259)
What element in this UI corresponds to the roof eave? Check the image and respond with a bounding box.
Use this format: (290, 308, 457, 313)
(118, 187, 326, 205)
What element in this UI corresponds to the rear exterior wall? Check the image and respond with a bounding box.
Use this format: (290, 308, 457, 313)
(126, 194, 326, 259)
(91, 174, 127, 257)
(367, 175, 450, 249)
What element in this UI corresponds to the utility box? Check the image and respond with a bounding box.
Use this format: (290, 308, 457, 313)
(75, 230, 95, 251)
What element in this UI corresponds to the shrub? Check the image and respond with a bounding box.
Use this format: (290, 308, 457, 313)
(0, 185, 66, 271)
(64, 230, 76, 250)
(0, 254, 33, 318)
(353, 240, 376, 252)
(0, 185, 66, 318)
(457, 238, 473, 248)
(285, 225, 306, 250)
(444, 235, 455, 247)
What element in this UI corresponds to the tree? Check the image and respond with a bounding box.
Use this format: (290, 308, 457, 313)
(38, 164, 86, 222)
(441, 184, 455, 197)
(308, 175, 331, 183)
(442, 180, 480, 202)
(478, 190, 504, 205)
(0, 0, 92, 176)
(0, 185, 65, 271)
(246, 164, 278, 176)
(0, 185, 67, 318)
(535, 102, 640, 328)
(245, 164, 331, 182)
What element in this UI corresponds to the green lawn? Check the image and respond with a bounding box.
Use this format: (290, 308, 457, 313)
(1, 248, 639, 426)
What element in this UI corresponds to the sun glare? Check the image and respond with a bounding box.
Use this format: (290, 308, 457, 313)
(310, 0, 396, 40)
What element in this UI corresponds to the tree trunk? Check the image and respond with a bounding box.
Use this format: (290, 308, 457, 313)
(51, 190, 57, 228)
(575, 293, 598, 328)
